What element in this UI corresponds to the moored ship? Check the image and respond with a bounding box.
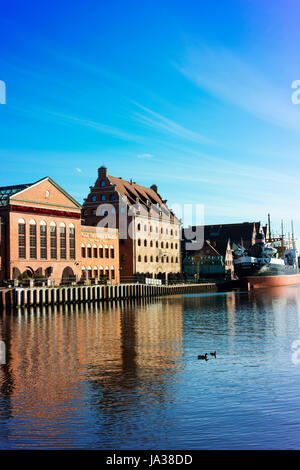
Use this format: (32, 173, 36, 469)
(234, 232, 300, 288)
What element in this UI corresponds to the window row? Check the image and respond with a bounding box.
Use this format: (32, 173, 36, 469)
(91, 193, 116, 202)
(137, 239, 178, 249)
(18, 219, 75, 260)
(82, 265, 115, 280)
(81, 244, 115, 259)
(137, 224, 178, 236)
(137, 255, 179, 263)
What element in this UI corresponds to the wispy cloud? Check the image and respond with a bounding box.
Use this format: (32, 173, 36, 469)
(132, 102, 212, 144)
(177, 45, 300, 132)
(48, 111, 144, 143)
(137, 153, 153, 159)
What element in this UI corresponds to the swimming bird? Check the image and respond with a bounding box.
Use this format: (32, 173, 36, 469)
(210, 351, 216, 358)
(198, 353, 208, 360)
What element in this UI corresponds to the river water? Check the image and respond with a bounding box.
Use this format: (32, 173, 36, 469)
(1, 286, 300, 449)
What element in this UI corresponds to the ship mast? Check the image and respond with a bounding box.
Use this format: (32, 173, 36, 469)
(281, 220, 285, 259)
(268, 213, 271, 240)
(291, 220, 296, 250)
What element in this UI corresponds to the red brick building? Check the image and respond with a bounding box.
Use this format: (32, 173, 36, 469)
(0, 177, 120, 284)
(82, 166, 182, 283)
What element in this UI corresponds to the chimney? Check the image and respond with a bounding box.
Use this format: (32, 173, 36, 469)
(151, 184, 158, 193)
(98, 166, 108, 178)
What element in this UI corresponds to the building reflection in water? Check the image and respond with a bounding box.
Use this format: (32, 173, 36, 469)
(0, 297, 184, 448)
(1, 287, 300, 449)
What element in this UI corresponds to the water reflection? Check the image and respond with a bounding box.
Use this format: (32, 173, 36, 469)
(1, 287, 300, 449)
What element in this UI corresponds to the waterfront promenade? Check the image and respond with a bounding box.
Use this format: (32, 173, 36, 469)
(0, 282, 217, 309)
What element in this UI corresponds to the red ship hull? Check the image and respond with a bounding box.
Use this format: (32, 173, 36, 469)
(241, 274, 300, 289)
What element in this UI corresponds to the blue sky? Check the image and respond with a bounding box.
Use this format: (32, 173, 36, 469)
(1, 0, 300, 241)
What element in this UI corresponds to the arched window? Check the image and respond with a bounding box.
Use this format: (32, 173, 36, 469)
(161, 242, 164, 248)
(50, 222, 57, 259)
(156, 256, 159, 262)
(99, 266, 104, 279)
(171, 230, 173, 236)
(60, 222, 66, 259)
(29, 219, 37, 259)
(40, 220, 47, 259)
(144, 225, 147, 231)
(175, 243, 178, 249)
(144, 239, 147, 247)
(171, 242, 173, 249)
(18, 218, 26, 259)
(100, 180, 105, 187)
(161, 227, 163, 234)
(99, 245, 103, 258)
(105, 245, 109, 258)
(111, 266, 115, 280)
(94, 266, 98, 278)
(110, 194, 115, 201)
(150, 240, 153, 247)
(81, 243, 86, 258)
(150, 226, 153, 232)
(105, 266, 109, 279)
(91, 195, 97, 202)
(82, 267, 87, 279)
(144, 256, 147, 262)
(166, 242, 169, 249)
(156, 227, 158, 233)
(138, 239, 141, 246)
(88, 266, 92, 279)
(87, 244, 92, 258)
(176, 257, 178, 263)
(138, 255, 141, 262)
(166, 256, 169, 263)
(171, 257, 174, 263)
(150, 256, 153, 262)
(93, 244, 98, 258)
(156, 241, 158, 248)
(101, 195, 106, 201)
(110, 245, 114, 258)
(137, 223, 141, 231)
(69, 223, 75, 259)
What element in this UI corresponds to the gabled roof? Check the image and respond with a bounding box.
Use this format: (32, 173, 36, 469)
(108, 175, 179, 223)
(0, 177, 81, 209)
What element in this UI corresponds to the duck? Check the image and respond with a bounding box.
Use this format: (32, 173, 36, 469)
(210, 351, 216, 358)
(198, 353, 208, 360)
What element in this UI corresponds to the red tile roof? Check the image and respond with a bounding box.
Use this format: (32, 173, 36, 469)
(108, 175, 180, 223)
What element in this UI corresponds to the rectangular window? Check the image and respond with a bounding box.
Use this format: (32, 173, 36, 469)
(93, 247, 98, 258)
(60, 226, 66, 259)
(40, 225, 47, 259)
(111, 269, 115, 280)
(29, 224, 37, 259)
(87, 247, 92, 258)
(110, 248, 114, 258)
(82, 247, 86, 258)
(18, 223, 26, 259)
(50, 225, 57, 259)
(69, 227, 75, 259)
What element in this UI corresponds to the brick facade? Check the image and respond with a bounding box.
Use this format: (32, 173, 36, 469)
(0, 177, 120, 285)
(82, 166, 182, 282)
